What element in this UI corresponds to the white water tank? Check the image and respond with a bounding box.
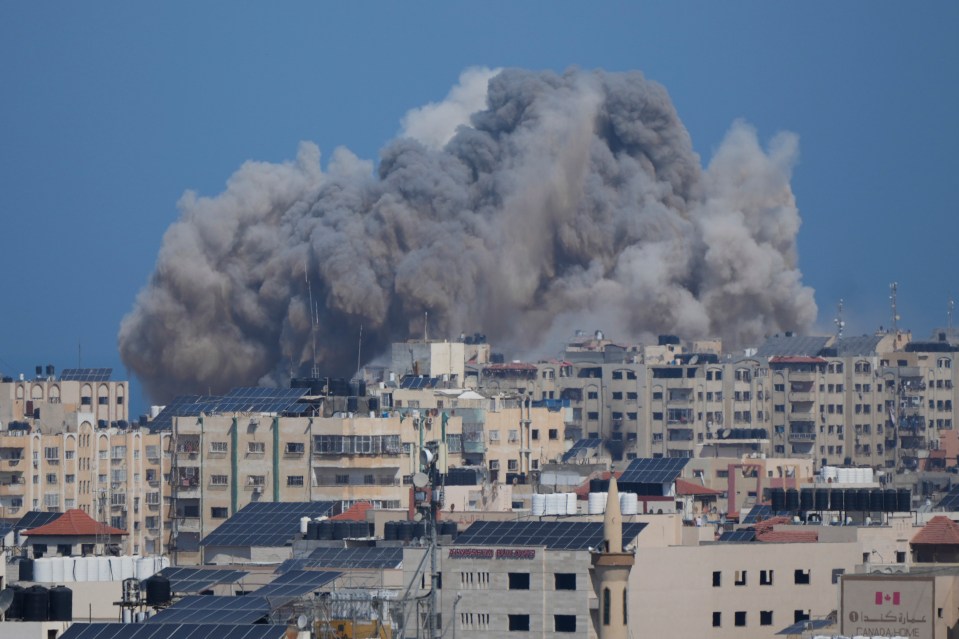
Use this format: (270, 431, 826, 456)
(108, 557, 122, 581)
(122, 609, 133, 623)
(822, 466, 838, 482)
(863, 468, 874, 484)
(837, 468, 851, 484)
(300, 517, 311, 535)
(566, 492, 578, 516)
(97, 557, 110, 581)
(159, 556, 171, 571)
(83, 557, 98, 581)
(531, 494, 546, 517)
(588, 492, 608, 515)
(61, 557, 75, 582)
(120, 556, 134, 580)
(620, 492, 639, 516)
(51, 557, 65, 582)
(136, 557, 154, 580)
(34, 557, 52, 583)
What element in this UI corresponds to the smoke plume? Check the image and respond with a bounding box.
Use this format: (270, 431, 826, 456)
(119, 67, 817, 402)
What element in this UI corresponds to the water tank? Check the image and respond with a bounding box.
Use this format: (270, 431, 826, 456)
(120, 556, 135, 580)
(159, 556, 171, 571)
(814, 488, 829, 511)
(546, 493, 562, 516)
(6, 585, 24, 620)
(799, 489, 814, 512)
(856, 488, 871, 511)
(73, 556, 89, 582)
(50, 557, 65, 583)
(883, 489, 898, 513)
(18, 557, 34, 582)
(96, 557, 111, 581)
(770, 488, 786, 512)
(136, 557, 155, 581)
(822, 466, 838, 483)
(384, 521, 398, 541)
(785, 489, 800, 511)
(869, 489, 885, 512)
(145, 574, 172, 606)
(620, 492, 639, 516)
(398, 521, 413, 542)
(300, 516, 311, 535)
(350, 521, 369, 538)
(22, 585, 49, 622)
(566, 492, 578, 516)
(588, 492, 608, 515)
(863, 468, 874, 484)
(48, 585, 72, 621)
(441, 521, 458, 538)
(83, 557, 98, 581)
(332, 521, 350, 540)
(897, 488, 911, 512)
(413, 520, 427, 540)
(306, 521, 319, 540)
(589, 478, 607, 493)
(317, 521, 334, 541)
(829, 489, 845, 512)
(844, 488, 860, 511)
(531, 494, 546, 516)
(837, 468, 851, 484)
(33, 558, 52, 583)
(108, 557, 122, 581)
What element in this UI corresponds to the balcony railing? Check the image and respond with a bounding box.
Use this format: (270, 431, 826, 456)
(788, 432, 817, 441)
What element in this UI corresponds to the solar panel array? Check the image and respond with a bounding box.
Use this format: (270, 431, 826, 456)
(143, 567, 248, 593)
(0, 522, 14, 538)
(717, 529, 756, 542)
(774, 618, 833, 635)
(146, 596, 270, 624)
(277, 546, 404, 572)
(60, 623, 288, 639)
(741, 505, 793, 524)
(201, 501, 335, 547)
(454, 520, 647, 550)
(147, 395, 219, 432)
(937, 485, 959, 510)
(254, 569, 340, 598)
(148, 387, 308, 432)
(561, 438, 602, 462)
(60, 368, 112, 381)
(399, 376, 442, 389)
(16, 510, 61, 531)
(618, 457, 690, 485)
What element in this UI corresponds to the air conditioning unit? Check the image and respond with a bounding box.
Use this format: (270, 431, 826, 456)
(253, 486, 263, 495)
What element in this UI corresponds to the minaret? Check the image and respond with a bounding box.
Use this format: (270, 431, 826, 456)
(592, 475, 635, 639)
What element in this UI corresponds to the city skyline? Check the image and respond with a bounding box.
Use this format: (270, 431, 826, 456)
(1, 3, 957, 415)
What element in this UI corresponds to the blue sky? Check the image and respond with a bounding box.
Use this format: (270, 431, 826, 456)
(1, 2, 957, 415)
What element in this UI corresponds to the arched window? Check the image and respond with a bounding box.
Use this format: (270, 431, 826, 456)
(603, 587, 611, 626)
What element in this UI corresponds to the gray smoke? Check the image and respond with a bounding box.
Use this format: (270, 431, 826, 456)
(119, 67, 817, 402)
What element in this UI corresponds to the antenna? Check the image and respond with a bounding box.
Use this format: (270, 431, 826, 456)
(949, 299, 955, 332)
(306, 264, 319, 378)
(889, 282, 900, 334)
(424, 311, 429, 341)
(356, 324, 363, 379)
(834, 299, 845, 339)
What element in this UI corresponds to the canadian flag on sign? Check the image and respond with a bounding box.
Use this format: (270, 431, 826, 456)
(875, 591, 901, 605)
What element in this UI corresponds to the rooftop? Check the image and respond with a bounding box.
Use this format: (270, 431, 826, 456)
(911, 515, 959, 545)
(24, 509, 127, 537)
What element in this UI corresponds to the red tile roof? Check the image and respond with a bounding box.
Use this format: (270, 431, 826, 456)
(757, 530, 819, 543)
(911, 516, 959, 545)
(331, 502, 373, 521)
(675, 479, 723, 496)
(23, 509, 127, 537)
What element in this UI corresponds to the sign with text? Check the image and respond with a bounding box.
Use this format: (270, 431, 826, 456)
(841, 575, 934, 639)
(448, 548, 536, 560)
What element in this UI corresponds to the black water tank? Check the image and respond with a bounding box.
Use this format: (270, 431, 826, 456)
(22, 585, 49, 622)
(19, 557, 34, 582)
(897, 488, 911, 512)
(770, 488, 786, 512)
(350, 522, 369, 538)
(441, 521, 458, 538)
(857, 488, 872, 511)
(5, 585, 24, 620)
(869, 489, 884, 512)
(799, 489, 814, 512)
(829, 489, 845, 511)
(384, 521, 398, 541)
(48, 585, 72, 621)
(845, 488, 861, 511)
(589, 478, 604, 493)
(785, 489, 800, 511)
(317, 521, 334, 540)
(306, 521, 320, 540)
(814, 488, 829, 511)
(145, 575, 172, 606)
(398, 521, 414, 542)
(413, 521, 427, 540)
(883, 489, 898, 513)
(332, 521, 350, 540)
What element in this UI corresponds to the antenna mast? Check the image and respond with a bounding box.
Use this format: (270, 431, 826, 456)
(834, 299, 845, 339)
(306, 265, 319, 378)
(356, 324, 363, 378)
(949, 299, 955, 332)
(424, 311, 429, 341)
(889, 282, 900, 334)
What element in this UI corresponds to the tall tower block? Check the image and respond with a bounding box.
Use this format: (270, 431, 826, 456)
(592, 475, 636, 639)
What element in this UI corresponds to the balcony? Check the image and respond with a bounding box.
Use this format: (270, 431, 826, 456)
(789, 391, 815, 402)
(174, 517, 201, 533)
(788, 431, 817, 442)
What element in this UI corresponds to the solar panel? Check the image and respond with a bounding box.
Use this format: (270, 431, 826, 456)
(774, 618, 834, 635)
(201, 501, 335, 547)
(561, 438, 603, 462)
(148, 395, 220, 432)
(146, 595, 270, 624)
(213, 387, 308, 414)
(717, 529, 756, 542)
(253, 569, 340, 598)
(937, 485, 959, 510)
(278, 546, 404, 572)
(60, 622, 288, 639)
(741, 505, 793, 524)
(618, 457, 690, 485)
(454, 520, 646, 550)
(16, 510, 61, 531)
(142, 567, 248, 593)
(59, 368, 112, 382)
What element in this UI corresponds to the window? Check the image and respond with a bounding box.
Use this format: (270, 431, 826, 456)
(712, 612, 721, 627)
(287, 475, 304, 487)
(247, 475, 265, 486)
(285, 442, 305, 454)
(65, 450, 75, 460)
(211, 507, 229, 519)
(760, 569, 773, 585)
(832, 568, 845, 584)
(65, 474, 75, 484)
(712, 571, 721, 587)
(46, 473, 57, 484)
(555, 573, 576, 590)
(734, 570, 746, 586)
(794, 610, 810, 623)
(554, 615, 576, 632)
(760, 610, 773, 626)
(531, 429, 539, 441)
(794, 569, 810, 584)
(44, 447, 59, 460)
(508, 615, 530, 632)
(548, 429, 558, 440)
(508, 572, 530, 590)
(488, 430, 500, 442)
(210, 474, 228, 486)
(507, 459, 518, 471)
(602, 587, 611, 626)
(248, 442, 265, 454)
(735, 611, 746, 627)
(210, 441, 228, 453)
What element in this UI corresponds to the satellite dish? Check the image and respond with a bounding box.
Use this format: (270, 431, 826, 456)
(0, 589, 13, 615)
(412, 472, 429, 488)
(296, 614, 309, 630)
(689, 355, 699, 365)
(413, 512, 424, 522)
(419, 448, 435, 468)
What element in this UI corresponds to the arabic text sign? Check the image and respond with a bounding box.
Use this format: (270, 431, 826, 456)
(842, 576, 934, 639)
